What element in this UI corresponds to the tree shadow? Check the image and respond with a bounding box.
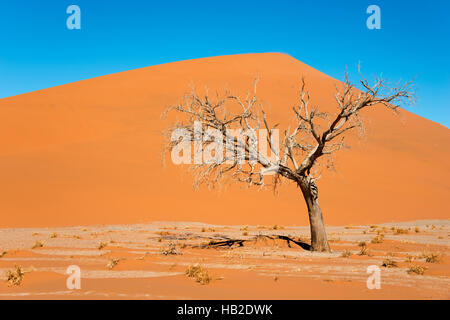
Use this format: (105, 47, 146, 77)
(198, 235, 311, 251)
(274, 235, 311, 251)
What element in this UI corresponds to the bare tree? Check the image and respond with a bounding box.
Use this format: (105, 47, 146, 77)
(162, 71, 415, 252)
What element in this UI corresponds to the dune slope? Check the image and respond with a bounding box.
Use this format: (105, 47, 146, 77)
(0, 53, 448, 227)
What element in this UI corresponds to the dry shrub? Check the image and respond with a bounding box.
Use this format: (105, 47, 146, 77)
(161, 242, 180, 255)
(394, 228, 409, 235)
(420, 252, 442, 263)
(185, 264, 211, 285)
(407, 265, 427, 275)
(32, 241, 44, 249)
(358, 242, 369, 256)
(381, 259, 398, 268)
(6, 265, 25, 286)
(157, 231, 173, 236)
(107, 259, 120, 270)
(341, 250, 352, 258)
(371, 234, 384, 244)
(98, 242, 108, 250)
(0, 251, 7, 258)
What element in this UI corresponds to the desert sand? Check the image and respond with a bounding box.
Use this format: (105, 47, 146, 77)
(0, 220, 448, 299)
(0, 53, 448, 228)
(0, 53, 448, 299)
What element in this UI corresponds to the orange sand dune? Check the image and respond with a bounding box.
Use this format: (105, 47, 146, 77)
(0, 53, 448, 228)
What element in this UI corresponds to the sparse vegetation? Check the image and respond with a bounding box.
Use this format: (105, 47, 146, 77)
(407, 265, 427, 275)
(358, 242, 369, 256)
(107, 259, 120, 270)
(161, 242, 180, 255)
(381, 259, 398, 268)
(371, 234, 384, 244)
(394, 228, 409, 235)
(0, 251, 7, 258)
(98, 242, 108, 250)
(32, 241, 44, 249)
(157, 231, 173, 236)
(50, 232, 58, 238)
(185, 264, 211, 285)
(420, 252, 442, 263)
(341, 250, 352, 258)
(6, 265, 25, 286)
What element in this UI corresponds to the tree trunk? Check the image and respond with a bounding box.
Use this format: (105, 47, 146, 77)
(299, 178, 331, 252)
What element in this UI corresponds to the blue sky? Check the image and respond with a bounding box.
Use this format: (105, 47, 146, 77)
(0, 0, 449, 126)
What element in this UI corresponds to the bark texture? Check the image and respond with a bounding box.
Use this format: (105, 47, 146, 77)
(299, 178, 330, 252)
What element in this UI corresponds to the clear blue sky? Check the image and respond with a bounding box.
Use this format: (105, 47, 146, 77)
(0, 0, 449, 126)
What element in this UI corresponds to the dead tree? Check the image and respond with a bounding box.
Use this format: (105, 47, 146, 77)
(162, 71, 415, 252)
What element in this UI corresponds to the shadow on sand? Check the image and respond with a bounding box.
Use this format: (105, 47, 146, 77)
(197, 234, 311, 251)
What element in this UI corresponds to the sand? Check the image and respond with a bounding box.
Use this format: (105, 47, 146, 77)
(0, 53, 448, 228)
(0, 220, 448, 299)
(0, 53, 448, 299)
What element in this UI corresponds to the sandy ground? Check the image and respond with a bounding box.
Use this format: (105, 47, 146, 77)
(0, 220, 448, 300)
